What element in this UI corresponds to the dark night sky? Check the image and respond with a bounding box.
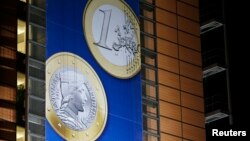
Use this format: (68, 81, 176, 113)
(225, 0, 249, 130)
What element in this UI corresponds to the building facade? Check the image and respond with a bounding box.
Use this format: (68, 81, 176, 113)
(140, 0, 205, 140)
(0, 0, 205, 141)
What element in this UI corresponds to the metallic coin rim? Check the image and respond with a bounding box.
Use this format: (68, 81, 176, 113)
(83, 0, 141, 79)
(46, 52, 108, 141)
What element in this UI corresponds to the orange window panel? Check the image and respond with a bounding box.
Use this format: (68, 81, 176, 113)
(156, 0, 176, 13)
(159, 69, 180, 89)
(156, 8, 177, 28)
(160, 101, 181, 120)
(178, 16, 200, 36)
(180, 76, 203, 97)
(158, 38, 178, 58)
(160, 117, 182, 137)
(182, 107, 205, 128)
(177, 1, 199, 21)
(181, 92, 204, 112)
(179, 46, 201, 66)
(178, 31, 200, 51)
(159, 85, 180, 105)
(180, 61, 202, 81)
(180, 0, 199, 7)
(161, 133, 182, 141)
(157, 23, 177, 43)
(182, 123, 205, 141)
(158, 54, 179, 73)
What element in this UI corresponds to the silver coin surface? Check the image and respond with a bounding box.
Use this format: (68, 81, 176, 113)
(49, 67, 97, 131)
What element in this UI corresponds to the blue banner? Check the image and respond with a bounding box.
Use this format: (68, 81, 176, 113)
(46, 0, 142, 140)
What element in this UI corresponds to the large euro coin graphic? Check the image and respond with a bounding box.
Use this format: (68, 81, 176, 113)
(83, 0, 141, 79)
(46, 52, 107, 141)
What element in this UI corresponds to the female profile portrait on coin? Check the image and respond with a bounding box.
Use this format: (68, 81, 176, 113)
(49, 68, 97, 131)
(46, 52, 108, 140)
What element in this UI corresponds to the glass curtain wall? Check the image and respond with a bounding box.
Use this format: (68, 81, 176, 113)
(26, 0, 46, 140)
(139, 0, 160, 140)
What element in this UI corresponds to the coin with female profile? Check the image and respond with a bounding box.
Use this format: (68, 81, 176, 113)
(46, 52, 107, 141)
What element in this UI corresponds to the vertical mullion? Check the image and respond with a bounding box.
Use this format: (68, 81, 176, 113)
(152, 0, 160, 140)
(26, 0, 46, 140)
(140, 0, 160, 140)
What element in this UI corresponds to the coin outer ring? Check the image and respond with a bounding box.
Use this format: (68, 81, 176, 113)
(46, 52, 108, 141)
